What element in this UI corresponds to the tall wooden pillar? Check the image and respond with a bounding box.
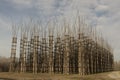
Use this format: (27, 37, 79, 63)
(19, 38, 23, 72)
(19, 36, 27, 73)
(41, 38, 48, 73)
(33, 36, 39, 74)
(9, 37, 17, 72)
(90, 40, 94, 74)
(27, 41, 31, 72)
(49, 35, 54, 73)
(63, 35, 70, 74)
(78, 34, 83, 75)
(96, 45, 99, 73)
(23, 37, 27, 72)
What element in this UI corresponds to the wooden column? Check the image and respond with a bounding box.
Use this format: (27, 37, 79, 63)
(49, 35, 54, 73)
(63, 35, 70, 74)
(33, 36, 39, 74)
(9, 37, 17, 72)
(26, 41, 30, 72)
(23, 37, 27, 73)
(78, 34, 83, 75)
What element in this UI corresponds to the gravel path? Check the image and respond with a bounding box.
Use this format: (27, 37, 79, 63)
(108, 71, 120, 80)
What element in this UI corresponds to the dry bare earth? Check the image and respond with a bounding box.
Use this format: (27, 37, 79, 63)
(0, 71, 120, 80)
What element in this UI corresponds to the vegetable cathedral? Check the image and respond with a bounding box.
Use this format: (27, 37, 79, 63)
(9, 16, 114, 75)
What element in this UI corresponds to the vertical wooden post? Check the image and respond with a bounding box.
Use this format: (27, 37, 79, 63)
(33, 36, 39, 74)
(49, 35, 54, 73)
(10, 24, 18, 72)
(78, 33, 83, 75)
(27, 41, 30, 72)
(9, 37, 17, 72)
(19, 38, 23, 72)
(63, 35, 70, 74)
(23, 36, 27, 73)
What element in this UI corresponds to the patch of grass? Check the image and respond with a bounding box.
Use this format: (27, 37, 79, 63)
(0, 71, 119, 80)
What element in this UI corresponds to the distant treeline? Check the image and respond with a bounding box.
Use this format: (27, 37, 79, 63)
(0, 57, 10, 72)
(0, 56, 19, 72)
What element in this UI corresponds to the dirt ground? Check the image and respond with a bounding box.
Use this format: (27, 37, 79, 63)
(0, 71, 120, 80)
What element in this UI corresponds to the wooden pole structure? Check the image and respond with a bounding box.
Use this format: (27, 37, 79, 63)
(10, 15, 114, 75)
(48, 23, 54, 74)
(9, 24, 18, 72)
(19, 25, 28, 73)
(63, 21, 70, 74)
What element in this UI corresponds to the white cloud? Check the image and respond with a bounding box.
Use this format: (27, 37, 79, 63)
(35, 0, 55, 16)
(96, 5, 108, 11)
(11, 0, 32, 5)
(0, 0, 120, 61)
(95, 5, 109, 16)
(7, 0, 33, 9)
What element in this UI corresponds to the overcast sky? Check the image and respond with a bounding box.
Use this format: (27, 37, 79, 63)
(0, 0, 120, 61)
